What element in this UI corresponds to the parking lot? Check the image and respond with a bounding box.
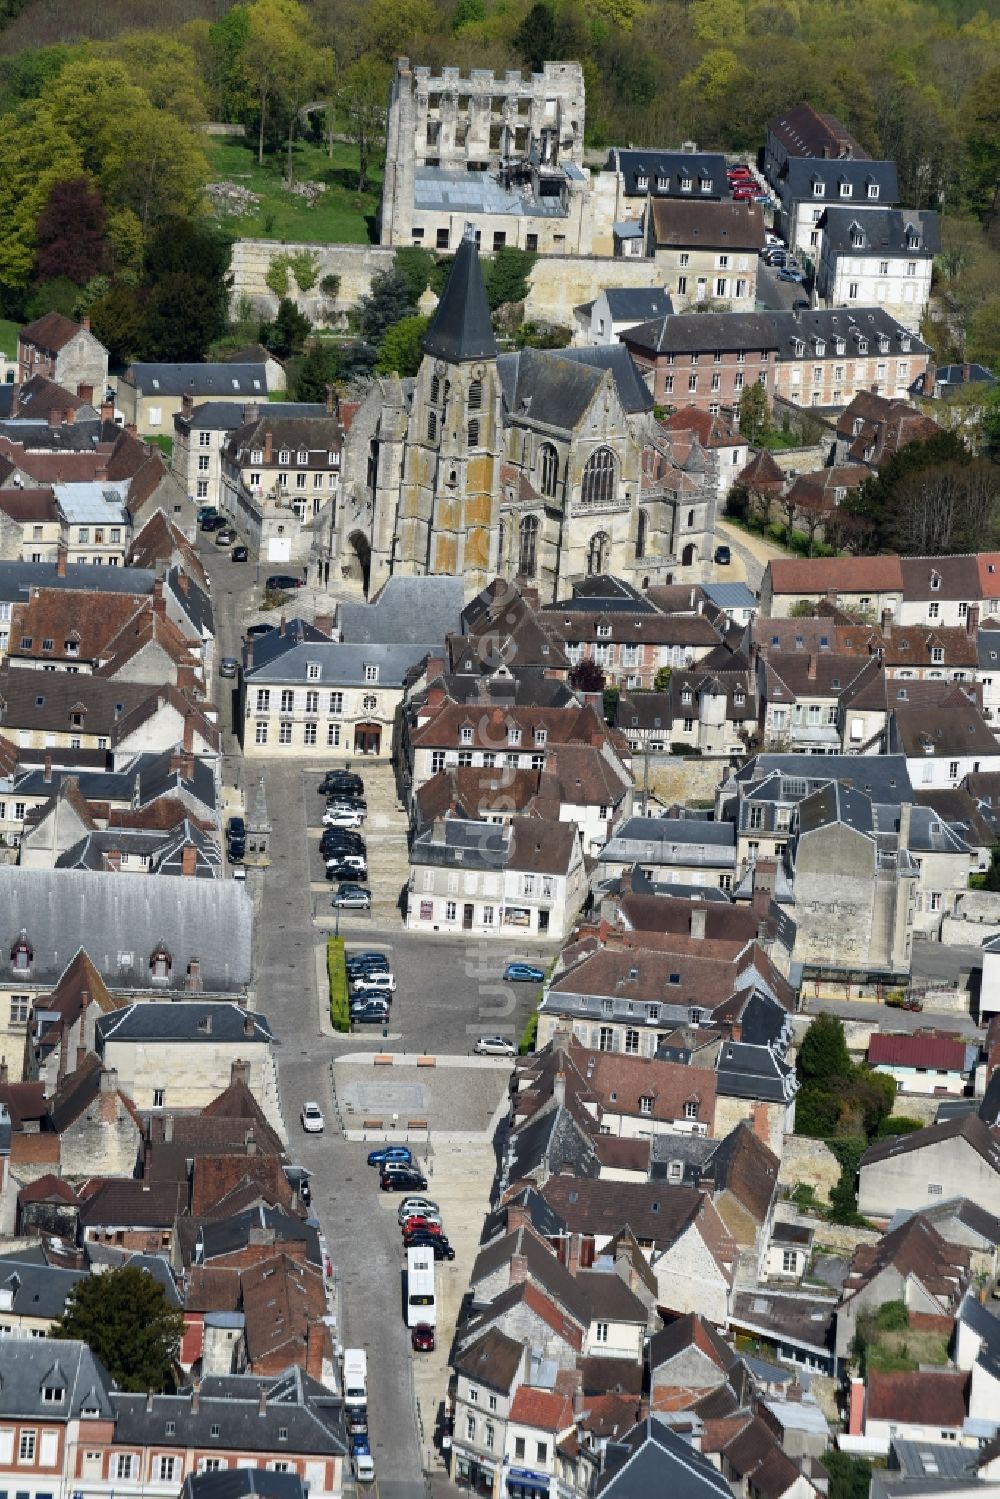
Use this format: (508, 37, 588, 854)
(308, 761, 412, 927)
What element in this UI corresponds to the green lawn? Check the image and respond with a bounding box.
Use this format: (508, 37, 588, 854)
(148, 434, 172, 457)
(0, 318, 19, 358)
(204, 136, 381, 246)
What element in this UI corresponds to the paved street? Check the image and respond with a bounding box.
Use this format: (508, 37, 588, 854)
(756, 259, 811, 311)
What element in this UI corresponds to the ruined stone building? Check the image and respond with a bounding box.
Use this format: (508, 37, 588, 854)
(321, 228, 718, 603)
(380, 57, 591, 253)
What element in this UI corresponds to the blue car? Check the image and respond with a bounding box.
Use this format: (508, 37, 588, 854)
(350, 1434, 371, 1458)
(367, 1145, 413, 1168)
(504, 962, 546, 983)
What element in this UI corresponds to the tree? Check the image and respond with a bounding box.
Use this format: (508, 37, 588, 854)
(143, 271, 228, 361)
(394, 246, 436, 303)
(824, 1450, 872, 1499)
(261, 297, 312, 358)
(88, 284, 144, 367)
(360, 0, 437, 60)
(515, 2, 556, 70)
(0, 100, 82, 286)
(797, 1013, 851, 1085)
(739, 381, 771, 445)
(290, 341, 343, 400)
(53, 1266, 182, 1392)
(653, 666, 672, 692)
(482, 247, 536, 311)
(377, 314, 428, 376)
(238, 0, 316, 167)
(34, 177, 108, 284)
(453, 0, 486, 28)
(358, 269, 417, 345)
(569, 658, 606, 693)
(339, 57, 390, 195)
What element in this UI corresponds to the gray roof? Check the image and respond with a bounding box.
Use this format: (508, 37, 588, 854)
(552, 344, 653, 414)
(410, 816, 508, 872)
(625, 305, 926, 360)
(0, 1337, 114, 1418)
(0, 561, 155, 603)
(599, 816, 736, 869)
(175, 400, 326, 433)
(122, 364, 271, 397)
(183, 1472, 307, 1499)
(700, 582, 758, 612)
(497, 344, 651, 430)
(599, 1416, 734, 1499)
(243, 632, 431, 687)
(716, 1039, 797, 1103)
(414, 166, 568, 220)
(607, 148, 729, 199)
(97, 1001, 271, 1046)
(338, 575, 464, 646)
(0, 865, 252, 994)
(167, 565, 214, 640)
(83, 1247, 183, 1306)
(422, 227, 498, 363)
(887, 1439, 979, 1482)
(819, 206, 940, 256)
(195, 1206, 322, 1267)
(0, 1259, 88, 1319)
(601, 287, 673, 321)
(736, 752, 913, 804)
(779, 157, 898, 204)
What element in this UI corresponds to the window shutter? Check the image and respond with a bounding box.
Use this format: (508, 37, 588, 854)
(40, 1431, 59, 1467)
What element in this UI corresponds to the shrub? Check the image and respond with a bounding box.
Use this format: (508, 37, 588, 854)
(670, 741, 701, 755)
(289, 250, 319, 293)
(877, 1300, 910, 1331)
(876, 1115, 924, 1137)
(320, 273, 341, 299)
(518, 1008, 539, 1055)
(327, 936, 350, 1032)
(265, 252, 292, 298)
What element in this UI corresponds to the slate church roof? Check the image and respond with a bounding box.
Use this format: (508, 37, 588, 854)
(422, 225, 498, 363)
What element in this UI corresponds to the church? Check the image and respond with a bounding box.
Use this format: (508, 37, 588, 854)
(323, 227, 718, 603)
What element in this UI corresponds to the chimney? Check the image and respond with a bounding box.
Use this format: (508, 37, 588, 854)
(899, 800, 912, 851)
(245, 1011, 256, 1038)
(243, 402, 260, 425)
(125, 422, 137, 436)
(55, 543, 68, 578)
(146, 1391, 154, 1413)
(325, 382, 336, 415)
(164, 1114, 174, 1143)
(48, 407, 63, 427)
(806, 654, 817, 680)
(258, 1386, 268, 1416)
(100, 400, 114, 422)
(231, 1059, 250, 1087)
(177, 569, 189, 596)
(81, 316, 91, 332)
(313, 613, 333, 637)
(244, 636, 254, 672)
(510, 1252, 528, 1285)
(77, 383, 93, 406)
(0, 1058, 7, 1086)
(507, 1202, 530, 1233)
(880, 608, 892, 637)
(553, 1068, 566, 1107)
(181, 845, 198, 878)
(152, 579, 165, 617)
(263, 430, 273, 465)
(59, 1019, 70, 1081)
(43, 754, 53, 783)
(186, 958, 202, 993)
(848, 1376, 866, 1436)
(751, 1100, 770, 1145)
(99, 1066, 118, 1094)
(183, 711, 196, 754)
(94, 458, 107, 481)
(278, 614, 286, 637)
(690, 907, 706, 940)
(76, 1044, 87, 1070)
(191, 1388, 200, 1415)
(967, 604, 979, 638)
(104, 846, 122, 872)
(181, 393, 194, 420)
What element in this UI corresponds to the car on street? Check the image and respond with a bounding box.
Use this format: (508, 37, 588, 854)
(326, 796, 367, 814)
(265, 574, 305, 592)
(504, 962, 545, 982)
(321, 828, 365, 846)
(368, 1145, 413, 1168)
(323, 808, 364, 828)
(332, 884, 371, 909)
(350, 1434, 371, 1459)
(322, 839, 366, 860)
(411, 1323, 435, 1352)
(228, 816, 246, 842)
(353, 1454, 376, 1486)
(778, 266, 805, 282)
(381, 1169, 428, 1192)
(215, 527, 237, 546)
(345, 1406, 368, 1435)
(405, 1232, 456, 1260)
(219, 657, 239, 679)
(246, 623, 274, 639)
(792, 297, 811, 310)
(714, 545, 731, 565)
(320, 772, 364, 795)
(300, 1101, 324, 1133)
(196, 505, 219, 522)
(200, 515, 227, 532)
(765, 231, 783, 246)
(232, 865, 246, 881)
(474, 1035, 517, 1056)
(397, 1196, 439, 1222)
(347, 949, 387, 967)
(326, 862, 368, 883)
(380, 1160, 419, 1179)
(231, 544, 249, 561)
(228, 840, 245, 863)
(402, 1215, 442, 1235)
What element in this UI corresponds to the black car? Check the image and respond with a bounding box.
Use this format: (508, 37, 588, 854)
(346, 956, 389, 975)
(381, 1169, 428, 1192)
(228, 816, 246, 842)
(320, 832, 366, 852)
(200, 515, 227, 532)
(229, 841, 246, 864)
(246, 623, 275, 639)
(321, 839, 366, 859)
(320, 772, 363, 794)
(232, 545, 249, 562)
(404, 1233, 456, 1261)
(266, 574, 304, 592)
(326, 862, 368, 882)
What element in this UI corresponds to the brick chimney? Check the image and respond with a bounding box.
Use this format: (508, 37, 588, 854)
(104, 846, 122, 872)
(77, 383, 93, 406)
(244, 1011, 256, 1038)
(181, 393, 194, 420)
(278, 614, 286, 637)
(231, 1059, 250, 1088)
(510, 1252, 528, 1285)
(244, 635, 254, 671)
(176, 569, 189, 596)
(81, 316, 91, 332)
(98, 1067, 119, 1120)
(806, 654, 817, 680)
(258, 1385, 268, 1415)
(76, 1043, 87, 1070)
(186, 956, 202, 991)
(263, 430, 273, 465)
(43, 754, 53, 783)
(243, 402, 259, 425)
(553, 1068, 566, 1107)
(313, 613, 333, 637)
(183, 711, 196, 754)
(163, 1113, 174, 1143)
(48, 407, 63, 427)
(967, 604, 979, 637)
(848, 1376, 866, 1436)
(152, 579, 165, 617)
(690, 907, 706, 940)
(55, 543, 68, 578)
(507, 1202, 530, 1233)
(100, 399, 114, 422)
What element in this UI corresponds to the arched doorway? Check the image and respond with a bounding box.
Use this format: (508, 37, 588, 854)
(346, 531, 371, 596)
(681, 542, 696, 567)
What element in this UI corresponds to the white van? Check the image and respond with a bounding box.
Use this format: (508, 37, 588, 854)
(406, 1245, 437, 1329)
(343, 1347, 368, 1405)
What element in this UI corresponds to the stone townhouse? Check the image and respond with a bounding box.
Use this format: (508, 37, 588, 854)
(858, 1114, 1000, 1221)
(239, 621, 433, 761)
(755, 649, 876, 752)
(577, 287, 673, 347)
(220, 408, 344, 561)
(591, 148, 729, 254)
(614, 667, 754, 757)
(0, 488, 64, 563)
(116, 360, 274, 436)
(660, 406, 749, 505)
(17, 312, 109, 399)
(174, 397, 338, 511)
(623, 307, 926, 415)
(0, 1337, 117, 1499)
(816, 207, 939, 333)
(759, 554, 905, 617)
(593, 814, 738, 890)
(647, 199, 765, 311)
(897, 555, 1000, 630)
(54, 481, 132, 566)
(890, 690, 1000, 789)
(539, 595, 722, 688)
(772, 156, 899, 261)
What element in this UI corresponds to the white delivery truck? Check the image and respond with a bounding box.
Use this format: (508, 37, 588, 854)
(406, 1245, 436, 1329)
(343, 1347, 368, 1405)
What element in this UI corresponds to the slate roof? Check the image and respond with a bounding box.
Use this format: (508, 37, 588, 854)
(625, 306, 923, 360)
(97, 1001, 270, 1046)
(0, 1258, 87, 1319)
(650, 199, 766, 252)
(649, 1312, 737, 1374)
(422, 227, 497, 363)
(0, 561, 154, 603)
(192, 1206, 322, 1269)
(112, 1367, 346, 1455)
(122, 363, 271, 398)
(779, 157, 898, 204)
(819, 206, 940, 256)
(601, 288, 673, 321)
(496, 345, 651, 430)
(598, 1416, 734, 1499)
(183, 1471, 307, 1499)
(540, 1176, 704, 1247)
(453, 1328, 524, 1393)
(243, 630, 430, 686)
(861, 1114, 1000, 1173)
(0, 1337, 114, 1416)
(0, 866, 251, 994)
(606, 148, 729, 198)
(768, 103, 867, 162)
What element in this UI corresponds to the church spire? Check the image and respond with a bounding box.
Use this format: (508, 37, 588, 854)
(422, 223, 498, 364)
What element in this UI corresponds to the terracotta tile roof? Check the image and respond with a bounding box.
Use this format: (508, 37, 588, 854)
(650, 199, 766, 251)
(834, 622, 978, 668)
(650, 1312, 737, 1373)
(585, 1051, 717, 1131)
(453, 1328, 524, 1392)
(0, 1081, 47, 1129)
(9, 589, 149, 667)
(739, 449, 786, 491)
(410, 699, 610, 750)
(767, 555, 904, 596)
(868, 1032, 968, 1070)
(76, 1177, 188, 1227)
(415, 767, 549, 825)
(661, 408, 743, 448)
(722, 1418, 802, 1499)
(579, 1356, 644, 1396)
(844, 1215, 970, 1305)
(593, 1135, 650, 1173)
(190, 1155, 296, 1218)
(577, 1392, 643, 1440)
(184, 1265, 241, 1312)
(977, 555, 1000, 598)
(509, 1387, 575, 1432)
(127, 508, 210, 591)
(708, 1122, 780, 1226)
(240, 1252, 326, 1362)
(866, 1369, 969, 1428)
(550, 943, 752, 1009)
(17, 1172, 78, 1204)
(892, 690, 997, 758)
(20, 312, 87, 353)
(0, 487, 60, 523)
(539, 1175, 704, 1247)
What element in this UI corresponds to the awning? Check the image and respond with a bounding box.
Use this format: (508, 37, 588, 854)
(506, 1470, 550, 1492)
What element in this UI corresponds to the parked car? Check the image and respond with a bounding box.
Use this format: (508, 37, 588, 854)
(200, 514, 227, 532)
(326, 796, 368, 814)
(327, 862, 368, 883)
(300, 1101, 324, 1133)
(350, 1434, 371, 1460)
(379, 1160, 419, 1177)
(345, 1406, 368, 1435)
(503, 962, 545, 983)
(265, 574, 305, 592)
(728, 165, 752, 180)
(350, 971, 395, 993)
(402, 1215, 442, 1236)
(327, 851, 367, 870)
(321, 829, 365, 848)
(778, 266, 805, 282)
(246, 623, 274, 639)
(411, 1323, 435, 1352)
(350, 988, 391, 1011)
(350, 1000, 389, 1024)
(397, 1196, 439, 1223)
(405, 1232, 456, 1260)
(232, 865, 246, 882)
(232, 545, 249, 562)
(347, 950, 387, 969)
(332, 884, 371, 909)
(320, 771, 364, 796)
(219, 657, 239, 679)
(228, 840, 246, 864)
(714, 545, 731, 565)
(196, 505, 219, 522)
(381, 1169, 428, 1192)
(215, 527, 237, 546)
(473, 1035, 517, 1057)
(227, 816, 246, 843)
(368, 1146, 413, 1167)
(323, 808, 364, 829)
(322, 839, 366, 860)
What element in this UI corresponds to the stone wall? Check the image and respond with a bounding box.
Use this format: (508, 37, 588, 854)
(646, 754, 734, 808)
(525, 255, 663, 329)
(228, 239, 396, 320)
(777, 1135, 842, 1205)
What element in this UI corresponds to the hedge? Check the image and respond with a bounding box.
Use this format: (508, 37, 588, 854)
(327, 936, 350, 1032)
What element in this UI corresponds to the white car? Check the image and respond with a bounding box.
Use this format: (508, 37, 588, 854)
(300, 1101, 324, 1133)
(474, 1035, 517, 1057)
(397, 1196, 440, 1223)
(323, 807, 363, 828)
(350, 971, 395, 993)
(354, 1454, 376, 1485)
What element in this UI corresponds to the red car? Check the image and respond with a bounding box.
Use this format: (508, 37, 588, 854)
(411, 1323, 435, 1352)
(403, 1217, 442, 1237)
(732, 188, 754, 201)
(728, 165, 752, 180)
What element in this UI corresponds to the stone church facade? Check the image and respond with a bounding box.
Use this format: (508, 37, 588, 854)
(321, 229, 718, 603)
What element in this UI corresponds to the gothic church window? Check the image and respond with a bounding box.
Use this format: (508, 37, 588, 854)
(468, 419, 480, 447)
(581, 447, 617, 507)
(636, 510, 648, 560)
(539, 443, 559, 498)
(519, 515, 538, 577)
(427, 412, 437, 441)
(587, 531, 610, 575)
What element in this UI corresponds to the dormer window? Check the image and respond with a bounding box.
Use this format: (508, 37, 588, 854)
(878, 336, 889, 354)
(460, 725, 474, 744)
(297, 449, 307, 465)
(306, 662, 320, 680)
(793, 339, 804, 357)
(65, 638, 79, 656)
(364, 664, 379, 682)
(812, 180, 825, 198)
(69, 711, 84, 729)
(251, 448, 263, 464)
(867, 181, 879, 199)
(815, 340, 825, 357)
(534, 727, 547, 747)
(655, 174, 668, 191)
(150, 943, 172, 981)
(596, 623, 612, 638)
(508, 726, 522, 746)
(900, 335, 911, 352)
(840, 180, 853, 198)
(11, 933, 32, 974)
(850, 224, 864, 248)
(857, 338, 868, 354)
(931, 573, 941, 590)
(835, 338, 845, 355)
(41, 1386, 64, 1404)
(681, 689, 692, 704)
(636, 174, 648, 192)
(699, 176, 712, 193)
(680, 176, 692, 192)
(906, 229, 920, 250)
